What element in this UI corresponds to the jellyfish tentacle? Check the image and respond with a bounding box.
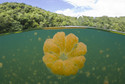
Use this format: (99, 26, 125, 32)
(43, 53, 59, 68)
(51, 59, 64, 75)
(43, 39, 60, 56)
(65, 33, 78, 53)
(53, 32, 65, 52)
(71, 56, 86, 69)
(68, 42, 87, 58)
(63, 59, 79, 76)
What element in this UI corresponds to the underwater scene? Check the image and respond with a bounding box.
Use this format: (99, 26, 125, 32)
(0, 28, 125, 84)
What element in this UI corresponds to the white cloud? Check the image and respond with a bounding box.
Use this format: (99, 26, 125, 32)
(56, 8, 88, 17)
(63, 0, 96, 7)
(55, 0, 125, 17)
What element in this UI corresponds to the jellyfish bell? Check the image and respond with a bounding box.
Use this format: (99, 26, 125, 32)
(42, 32, 87, 76)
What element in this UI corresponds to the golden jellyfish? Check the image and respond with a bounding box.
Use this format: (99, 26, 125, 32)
(42, 32, 87, 76)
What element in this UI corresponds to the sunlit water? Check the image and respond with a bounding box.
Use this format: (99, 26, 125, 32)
(0, 28, 125, 84)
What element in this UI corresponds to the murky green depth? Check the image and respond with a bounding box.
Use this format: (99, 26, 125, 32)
(0, 28, 125, 84)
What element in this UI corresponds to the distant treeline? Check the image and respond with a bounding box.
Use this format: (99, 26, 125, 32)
(0, 2, 125, 34)
(78, 16, 125, 32)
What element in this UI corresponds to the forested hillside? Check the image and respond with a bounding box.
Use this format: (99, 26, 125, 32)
(0, 2, 125, 34)
(78, 16, 125, 32)
(0, 2, 78, 34)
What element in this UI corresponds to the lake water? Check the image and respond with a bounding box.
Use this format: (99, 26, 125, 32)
(0, 28, 125, 84)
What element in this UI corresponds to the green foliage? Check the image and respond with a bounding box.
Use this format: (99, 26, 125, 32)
(0, 2, 125, 34)
(0, 2, 77, 34)
(77, 16, 125, 32)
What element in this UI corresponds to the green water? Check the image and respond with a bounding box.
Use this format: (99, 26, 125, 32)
(0, 28, 125, 84)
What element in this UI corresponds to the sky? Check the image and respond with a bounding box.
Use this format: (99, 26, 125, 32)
(0, 0, 125, 17)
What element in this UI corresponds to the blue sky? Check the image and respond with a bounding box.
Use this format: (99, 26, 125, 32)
(0, 0, 73, 12)
(0, 0, 125, 17)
